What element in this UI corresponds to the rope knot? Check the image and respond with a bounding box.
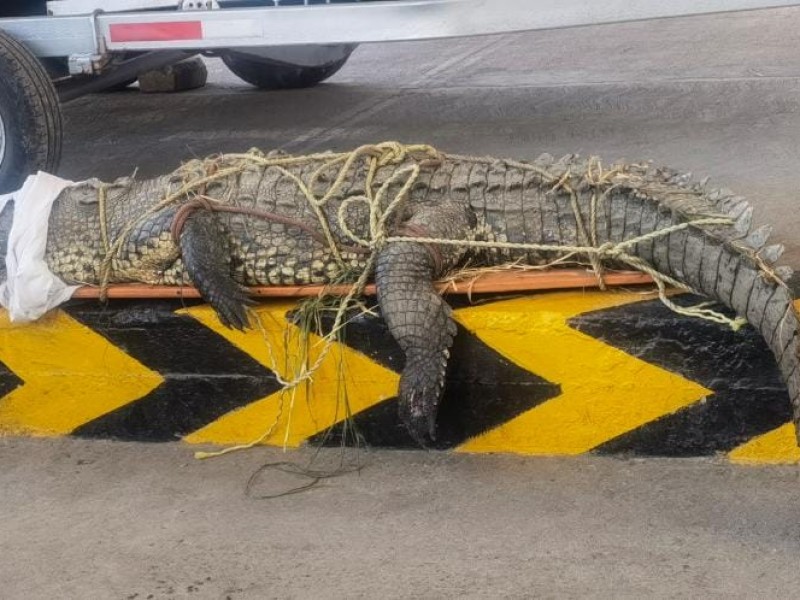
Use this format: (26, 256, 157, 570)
(371, 142, 443, 168)
(374, 141, 408, 166)
(596, 241, 623, 259)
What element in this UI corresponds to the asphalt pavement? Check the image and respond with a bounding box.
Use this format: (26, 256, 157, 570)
(6, 6, 800, 599)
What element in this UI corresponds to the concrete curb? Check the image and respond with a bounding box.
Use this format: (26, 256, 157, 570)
(0, 290, 796, 463)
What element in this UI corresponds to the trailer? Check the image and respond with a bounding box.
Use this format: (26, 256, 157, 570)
(1, 0, 799, 193)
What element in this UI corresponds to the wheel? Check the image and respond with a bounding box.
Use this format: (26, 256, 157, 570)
(221, 50, 351, 90)
(0, 29, 62, 193)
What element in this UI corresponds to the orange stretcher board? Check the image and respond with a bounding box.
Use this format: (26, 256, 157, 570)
(69, 269, 654, 299)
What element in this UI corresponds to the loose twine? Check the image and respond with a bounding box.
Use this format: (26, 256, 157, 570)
(92, 141, 746, 458)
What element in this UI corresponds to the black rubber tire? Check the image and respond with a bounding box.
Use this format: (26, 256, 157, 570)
(0, 29, 62, 193)
(221, 51, 350, 90)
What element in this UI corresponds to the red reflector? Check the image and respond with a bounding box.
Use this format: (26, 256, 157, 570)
(109, 21, 202, 42)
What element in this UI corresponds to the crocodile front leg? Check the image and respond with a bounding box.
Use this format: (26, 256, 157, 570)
(179, 209, 253, 330)
(375, 201, 476, 445)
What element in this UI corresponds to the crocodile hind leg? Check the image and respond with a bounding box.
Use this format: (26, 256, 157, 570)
(376, 240, 456, 444)
(375, 201, 476, 445)
(179, 209, 253, 330)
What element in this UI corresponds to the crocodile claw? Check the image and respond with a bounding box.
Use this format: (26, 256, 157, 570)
(212, 285, 255, 331)
(179, 208, 254, 330)
(399, 390, 438, 447)
(397, 357, 447, 447)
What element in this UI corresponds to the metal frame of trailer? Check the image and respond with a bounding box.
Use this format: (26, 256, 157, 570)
(0, 0, 799, 192)
(3, 0, 800, 58)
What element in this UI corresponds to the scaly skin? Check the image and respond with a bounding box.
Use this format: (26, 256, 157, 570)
(3, 147, 799, 445)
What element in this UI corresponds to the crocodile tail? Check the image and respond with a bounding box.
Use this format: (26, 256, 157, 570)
(590, 162, 800, 441)
(483, 152, 799, 438)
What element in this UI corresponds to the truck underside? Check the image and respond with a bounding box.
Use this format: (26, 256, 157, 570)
(1, 1, 46, 18)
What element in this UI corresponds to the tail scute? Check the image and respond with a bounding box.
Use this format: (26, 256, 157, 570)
(604, 163, 800, 444)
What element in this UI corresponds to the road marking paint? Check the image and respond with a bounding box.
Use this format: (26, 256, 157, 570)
(181, 303, 399, 447)
(0, 310, 162, 436)
(455, 292, 710, 455)
(728, 422, 800, 464)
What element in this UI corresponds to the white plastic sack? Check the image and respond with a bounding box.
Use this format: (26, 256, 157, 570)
(0, 172, 79, 322)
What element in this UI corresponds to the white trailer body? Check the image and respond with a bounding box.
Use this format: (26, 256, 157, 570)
(0, 0, 798, 192)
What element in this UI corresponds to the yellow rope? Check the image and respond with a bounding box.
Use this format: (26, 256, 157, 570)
(89, 141, 751, 457)
(97, 142, 441, 298)
(377, 220, 746, 331)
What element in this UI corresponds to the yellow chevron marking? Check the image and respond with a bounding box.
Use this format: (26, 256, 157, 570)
(0, 310, 162, 436)
(726, 300, 800, 463)
(728, 423, 800, 464)
(454, 291, 710, 455)
(181, 302, 399, 447)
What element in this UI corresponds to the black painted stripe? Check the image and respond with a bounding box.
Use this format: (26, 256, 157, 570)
(309, 312, 561, 449)
(570, 295, 791, 456)
(67, 300, 282, 442)
(0, 359, 22, 398)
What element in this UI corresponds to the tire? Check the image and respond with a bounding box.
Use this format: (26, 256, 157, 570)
(221, 51, 350, 90)
(0, 29, 62, 193)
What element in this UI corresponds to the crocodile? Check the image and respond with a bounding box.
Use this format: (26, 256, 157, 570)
(1, 143, 799, 445)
